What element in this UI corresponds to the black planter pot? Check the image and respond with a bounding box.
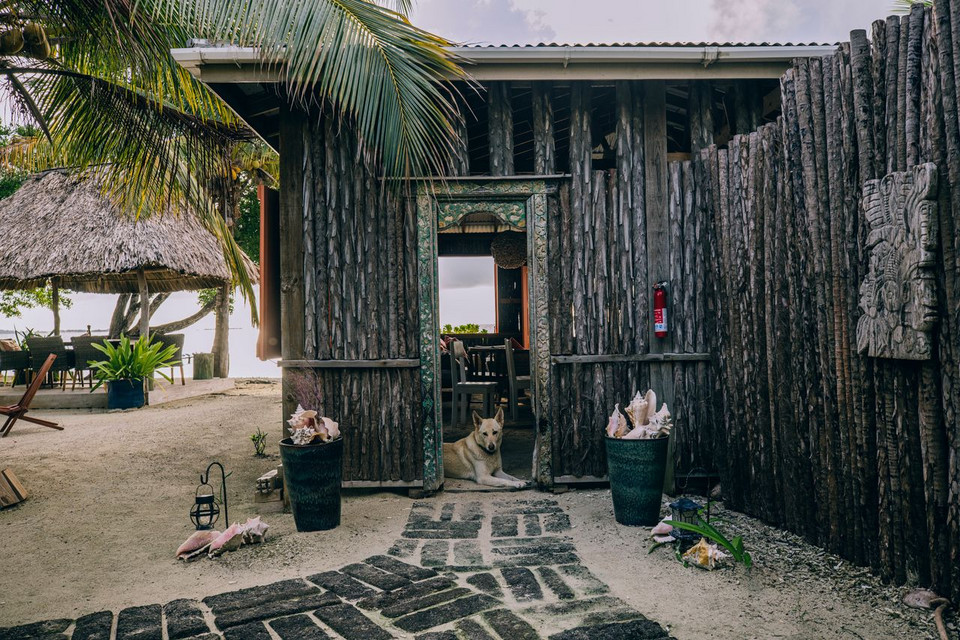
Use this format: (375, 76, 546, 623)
(106, 378, 145, 410)
(605, 435, 669, 526)
(279, 437, 343, 531)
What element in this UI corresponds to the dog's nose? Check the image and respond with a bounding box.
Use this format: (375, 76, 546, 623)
(487, 445, 496, 452)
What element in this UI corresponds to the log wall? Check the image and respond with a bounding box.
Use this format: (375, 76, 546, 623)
(693, 1, 960, 599)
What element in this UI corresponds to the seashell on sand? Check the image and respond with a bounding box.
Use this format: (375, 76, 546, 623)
(241, 516, 270, 544)
(176, 530, 220, 560)
(208, 523, 244, 557)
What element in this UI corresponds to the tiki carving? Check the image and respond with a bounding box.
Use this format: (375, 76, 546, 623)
(857, 162, 939, 360)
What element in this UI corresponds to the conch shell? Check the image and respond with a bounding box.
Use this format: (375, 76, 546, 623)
(606, 404, 629, 438)
(613, 389, 671, 439)
(682, 538, 728, 570)
(287, 405, 340, 444)
(651, 520, 673, 536)
(208, 523, 244, 557)
(240, 516, 269, 544)
(624, 390, 652, 428)
(317, 417, 340, 442)
(176, 530, 220, 561)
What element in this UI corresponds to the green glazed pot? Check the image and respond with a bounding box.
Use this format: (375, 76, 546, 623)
(605, 435, 668, 526)
(279, 436, 343, 531)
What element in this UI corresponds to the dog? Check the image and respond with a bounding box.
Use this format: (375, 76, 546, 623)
(443, 407, 529, 489)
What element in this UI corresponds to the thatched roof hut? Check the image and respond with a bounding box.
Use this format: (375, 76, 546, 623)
(0, 170, 243, 293)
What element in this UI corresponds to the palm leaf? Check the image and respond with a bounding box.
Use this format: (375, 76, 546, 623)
(161, 0, 466, 177)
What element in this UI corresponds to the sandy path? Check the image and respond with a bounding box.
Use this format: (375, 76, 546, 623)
(0, 381, 941, 638)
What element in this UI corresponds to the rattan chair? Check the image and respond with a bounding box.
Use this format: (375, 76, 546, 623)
(154, 333, 186, 385)
(504, 339, 531, 420)
(0, 349, 30, 387)
(70, 335, 108, 390)
(25, 336, 75, 390)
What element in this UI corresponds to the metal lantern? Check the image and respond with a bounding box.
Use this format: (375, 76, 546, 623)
(668, 497, 703, 543)
(189, 462, 228, 530)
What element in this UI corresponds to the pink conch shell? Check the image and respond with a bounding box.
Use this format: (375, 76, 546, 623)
(318, 417, 340, 442)
(623, 391, 649, 429)
(208, 523, 244, 557)
(651, 520, 673, 536)
(653, 534, 677, 544)
(176, 530, 220, 560)
(287, 405, 318, 430)
(606, 404, 629, 438)
(241, 516, 270, 544)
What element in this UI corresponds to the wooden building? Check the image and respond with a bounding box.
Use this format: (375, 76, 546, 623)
(174, 42, 834, 492)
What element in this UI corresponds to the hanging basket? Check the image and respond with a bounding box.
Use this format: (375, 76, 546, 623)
(491, 233, 527, 269)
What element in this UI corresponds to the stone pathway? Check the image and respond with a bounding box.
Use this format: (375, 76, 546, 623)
(0, 499, 673, 640)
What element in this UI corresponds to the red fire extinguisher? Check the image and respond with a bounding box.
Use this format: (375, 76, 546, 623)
(653, 282, 668, 338)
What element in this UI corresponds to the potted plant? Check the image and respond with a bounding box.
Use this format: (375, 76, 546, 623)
(89, 335, 179, 409)
(604, 389, 673, 526)
(279, 405, 343, 531)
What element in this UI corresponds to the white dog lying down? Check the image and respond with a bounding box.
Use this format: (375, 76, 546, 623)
(443, 407, 529, 489)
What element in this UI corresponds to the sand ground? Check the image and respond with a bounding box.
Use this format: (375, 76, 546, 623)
(0, 380, 947, 638)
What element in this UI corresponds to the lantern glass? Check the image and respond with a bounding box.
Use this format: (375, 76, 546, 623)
(190, 491, 220, 530)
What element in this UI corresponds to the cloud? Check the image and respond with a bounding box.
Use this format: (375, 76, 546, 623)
(707, 0, 889, 44)
(410, 0, 555, 45)
(438, 257, 496, 290)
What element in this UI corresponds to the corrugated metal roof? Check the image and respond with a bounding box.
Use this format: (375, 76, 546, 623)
(459, 41, 836, 49)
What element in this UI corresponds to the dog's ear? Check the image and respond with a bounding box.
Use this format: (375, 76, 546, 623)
(472, 410, 482, 430)
(494, 406, 504, 426)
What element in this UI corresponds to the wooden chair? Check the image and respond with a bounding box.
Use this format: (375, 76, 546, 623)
(504, 339, 531, 420)
(449, 340, 499, 427)
(70, 335, 108, 390)
(154, 334, 186, 385)
(1, 354, 62, 437)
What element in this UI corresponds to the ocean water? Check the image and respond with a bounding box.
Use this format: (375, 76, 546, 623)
(0, 286, 280, 378)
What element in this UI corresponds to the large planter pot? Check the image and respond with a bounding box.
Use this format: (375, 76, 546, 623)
(279, 437, 343, 531)
(605, 435, 669, 526)
(106, 378, 145, 410)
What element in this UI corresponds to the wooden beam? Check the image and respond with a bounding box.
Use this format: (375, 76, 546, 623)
(277, 359, 420, 369)
(551, 353, 711, 364)
(278, 101, 307, 433)
(137, 268, 149, 339)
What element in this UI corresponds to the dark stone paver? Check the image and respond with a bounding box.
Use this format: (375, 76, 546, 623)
(381, 587, 472, 618)
(116, 604, 162, 640)
(456, 618, 497, 640)
(544, 513, 571, 532)
(307, 570, 376, 600)
(483, 608, 540, 640)
(312, 603, 393, 640)
(365, 554, 437, 581)
(0, 618, 71, 640)
(221, 621, 272, 640)
(453, 540, 483, 566)
(164, 599, 209, 639)
(393, 594, 498, 633)
(420, 540, 449, 566)
(72, 611, 113, 640)
(439, 503, 456, 521)
(491, 514, 519, 537)
(498, 501, 563, 515)
(558, 564, 610, 595)
(549, 618, 674, 640)
(269, 613, 332, 640)
(409, 501, 436, 523)
(466, 572, 503, 598)
(416, 633, 457, 640)
(214, 592, 339, 629)
(522, 514, 542, 536)
(492, 541, 576, 556)
(500, 567, 543, 602)
(461, 502, 484, 521)
(537, 567, 576, 600)
(493, 551, 580, 567)
(342, 562, 410, 591)
(358, 576, 456, 611)
(403, 522, 481, 538)
(204, 578, 318, 613)
(388, 538, 419, 558)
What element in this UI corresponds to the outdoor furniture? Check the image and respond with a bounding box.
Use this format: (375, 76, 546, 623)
(504, 339, 531, 420)
(0, 349, 30, 388)
(1, 353, 62, 437)
(449, 340, 499, 427)
(154, 333, 186, 385)
(25, 337, 76, 390)
(70, 335, 108, 390)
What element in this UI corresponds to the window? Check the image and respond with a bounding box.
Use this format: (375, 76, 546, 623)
(438, 256, 496, 332)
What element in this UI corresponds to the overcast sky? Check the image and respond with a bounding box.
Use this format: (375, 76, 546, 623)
(409, 0, 894, 46)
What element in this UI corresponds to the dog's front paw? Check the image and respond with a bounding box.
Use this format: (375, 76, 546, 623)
(514, 480, 531, 489)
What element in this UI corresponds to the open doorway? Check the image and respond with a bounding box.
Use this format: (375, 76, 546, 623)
(438, 224, 534, 489)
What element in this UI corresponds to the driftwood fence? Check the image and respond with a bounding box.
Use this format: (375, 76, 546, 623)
(686, 1, 960, 599)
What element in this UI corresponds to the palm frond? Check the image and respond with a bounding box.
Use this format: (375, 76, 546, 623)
(163, 0, 465, 177)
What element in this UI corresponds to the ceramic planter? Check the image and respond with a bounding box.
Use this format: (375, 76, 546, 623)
(106, 378, 145, 410)
(279, 436, 343, 531)
(605, 435, 668, 526)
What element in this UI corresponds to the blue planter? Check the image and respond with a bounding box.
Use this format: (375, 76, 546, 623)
(605, 436, 669, 526)
(106, 378, 145, 410)
(279, 437, 343, 531)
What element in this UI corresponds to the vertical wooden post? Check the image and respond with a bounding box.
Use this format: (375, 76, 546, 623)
(279, 101, 307, 434)
(50, 278, 60, 337)
(488, 81, 514, 176)
(643, 81, 676, 493)
(137, 269, 149, 340)
(212, 284, 230, 378)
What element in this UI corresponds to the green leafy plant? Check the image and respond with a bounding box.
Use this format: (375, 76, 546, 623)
(13, 327, 41, 349)
(664, 516, 753, 568)
(89, 335, 179, 390)
(250, 428, 268, 457)
(441, 323, 489, 334)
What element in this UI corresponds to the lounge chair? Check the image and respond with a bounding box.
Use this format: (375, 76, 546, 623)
(1, 353, 62, 437)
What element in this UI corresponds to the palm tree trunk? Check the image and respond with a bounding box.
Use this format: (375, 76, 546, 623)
(212, 284, 230, 377)
(51, 279, 60, 336)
